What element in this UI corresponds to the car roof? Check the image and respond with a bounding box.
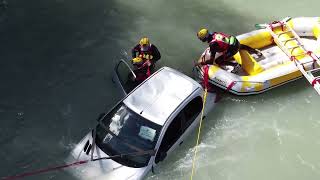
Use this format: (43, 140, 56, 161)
(123, 67, 202, 126)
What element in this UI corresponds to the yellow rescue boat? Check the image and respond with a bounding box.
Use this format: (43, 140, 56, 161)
(195, 17, 320, 95)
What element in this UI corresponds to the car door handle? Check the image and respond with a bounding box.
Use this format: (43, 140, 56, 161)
(179, 141, 183, 146)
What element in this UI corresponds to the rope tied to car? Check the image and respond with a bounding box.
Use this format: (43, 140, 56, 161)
(1, 150, 155, 180)
(190, 65, 209, 180)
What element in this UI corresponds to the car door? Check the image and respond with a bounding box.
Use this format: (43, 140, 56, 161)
(154, 95, 203, 164)
(154, 111, 184, 163)
(178, 96, 203, 143)
(112, 59, 137, 96)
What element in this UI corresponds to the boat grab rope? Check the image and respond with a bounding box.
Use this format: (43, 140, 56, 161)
(190, 65, 209, 180)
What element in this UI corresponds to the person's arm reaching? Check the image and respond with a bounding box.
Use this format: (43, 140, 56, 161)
(195, 43, 218, 66)
(207, 43, 217, 65)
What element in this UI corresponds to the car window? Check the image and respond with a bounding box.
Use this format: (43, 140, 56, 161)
(181, 96, 202, 132)
(154, 96, 202, 163)
(114, 60, 137, 94)
(155, 112, 184, 163)
(95, 103, 162, 168)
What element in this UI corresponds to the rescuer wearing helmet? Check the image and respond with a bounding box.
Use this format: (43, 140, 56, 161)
(130, 37, 161, 82)
(196, 28, 262, 72)
(132, 37, 161, 69)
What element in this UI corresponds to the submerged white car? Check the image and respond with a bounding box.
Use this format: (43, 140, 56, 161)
(67, 66, 217, 180)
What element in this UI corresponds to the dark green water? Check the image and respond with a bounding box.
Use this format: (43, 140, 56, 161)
(1, 0, 320, 179)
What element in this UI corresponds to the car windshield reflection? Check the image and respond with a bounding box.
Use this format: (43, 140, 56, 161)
(95, 103, 162, 168)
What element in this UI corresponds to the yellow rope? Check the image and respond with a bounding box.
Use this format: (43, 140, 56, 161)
(190, 88, 208, 180)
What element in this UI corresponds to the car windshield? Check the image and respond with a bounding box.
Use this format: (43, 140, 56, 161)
(95, 103, 162, 168)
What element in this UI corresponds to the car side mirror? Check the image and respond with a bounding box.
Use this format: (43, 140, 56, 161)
(96, 113, 106, 122)
(158, 152, 167, 162)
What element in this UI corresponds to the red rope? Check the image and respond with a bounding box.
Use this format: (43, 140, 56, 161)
(279, 21, 284, 31)
(307, 51, 317, 69)
(312, 78, 320, 87)
(137, 60, 152, 77)
(307, 51, 313, 56)
(269, 23, 275, 31)
(307, 51, 317, 61)
(2, 160, 89, 180)
(203, 65, 209, 89)
(146, 66, 151, 77)
(226, 81, 236, 91)
(2, 150, 155, 180)
(269, 21, 284, 31)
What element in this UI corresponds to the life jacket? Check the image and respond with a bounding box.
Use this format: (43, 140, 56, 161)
(210, 32, 236, 52)
(137, 44, 153, 59)
(133, 44, 154, 78)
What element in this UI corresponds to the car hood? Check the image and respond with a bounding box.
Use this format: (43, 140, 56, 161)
(66, 132, 148, 180)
